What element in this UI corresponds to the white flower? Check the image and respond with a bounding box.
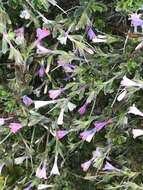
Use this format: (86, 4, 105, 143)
(50, 155, 60, 176)
(128, 104, 143, 117)
(117, 90, 127, 101)
(132, 129, 143, 138)
(121, 76, 142, 88)
(57, 108, 64, 125)
(20, 10, 30, 20)
(34, 100, 56, 109)
(135, 41, 143, 50)
(0, 118, 5, 126)
(92, 35, 107, 43)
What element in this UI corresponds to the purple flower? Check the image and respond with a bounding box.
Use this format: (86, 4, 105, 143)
(48, 88, 64, 100)
(80, 128, 96, 142)
(56, 130, 68, 139)
(36, 28, 50, 41)
(0, 118, 5, 126)
(129, 13, 143, 27)
(22, 95, 33, 106)
(87, 27, 96, 40)
(78, 102, 89, 115)
(9, 123, 23, 134)
(57, 60, 75, 73)
(81, 160, 92, 172)
(103, 161, 120, 172)
(81, 147, 102, 172)
(94, 119, 112, 132)
(36, 161, 47, 179)
(38, 66, 45, 78)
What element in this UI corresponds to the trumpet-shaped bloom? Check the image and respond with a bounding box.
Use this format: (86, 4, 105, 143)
(78, 101, 89, 115)
(36, 28, 50, 40)
(0, 163, 4, 174)
(81, 148, 102, 172)
(92, 35, 107, 43)
(0, 118, 5, 126)
(129, 13, 143, 27)
(36, 44, 51, 54)
(57, 108, 65, 125)
(57, 60, 75, 73)
(117, 90, 127, 102)
(23, 95, 33, 106)
(80, 128, 96, 142)
(50, 155, 60, 176)
(9, 123, 23, 134)
(87, 27, 96, 40)
(103, 161, 120, 172)
(132, 129, 143, 138)
(92, 147, 102, 160)
(36, 161, 47, 179)
(94, 119, 112, 132)
(128, 104, 143, 117)
(56, 130, 68, 139)
(121, 76, 142, 88)
(48, 88, 64, 99)
(38, 66, 45, 78)
(81, 159, 92, 172)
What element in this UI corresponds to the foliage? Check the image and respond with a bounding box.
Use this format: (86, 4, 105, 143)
(0, 0, 143, 189)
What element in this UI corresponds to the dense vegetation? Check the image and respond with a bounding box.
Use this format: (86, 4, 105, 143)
(1, 0, 143, 189)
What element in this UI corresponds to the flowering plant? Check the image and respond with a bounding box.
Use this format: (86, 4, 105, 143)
(0, 0, 143, 189)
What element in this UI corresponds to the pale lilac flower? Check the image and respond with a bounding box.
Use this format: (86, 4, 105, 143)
(81, 159, 92, 172)
(80, 128, 96, 142)
(56, 130, 68, 139)
(132, 129, 143, 138)
(103, 161, 120, 172)
(128, 104, 143, 117)
(22, 95, 33, 106)
(78, 101, 89, 115)
(48, 88, 64, 99)
(81, 148, 102, 172)
(36, 28, 50, 41)
(38, 66, 45, 78)
(14, 27, 24, 45)
(129, 13, 143, 27)
(57, 60, 75, 73)
(92, 147, 102, 160)
(94, 119, 112, 132)
(50, 155, 60, 176)
(121, 76, 142, 88)
(9, 123, 23, 134)
(0, 118, 5, 126)
(36, 161, 47, 179)
(36, 44, 52, 54)
(87, 27, 96, 40)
